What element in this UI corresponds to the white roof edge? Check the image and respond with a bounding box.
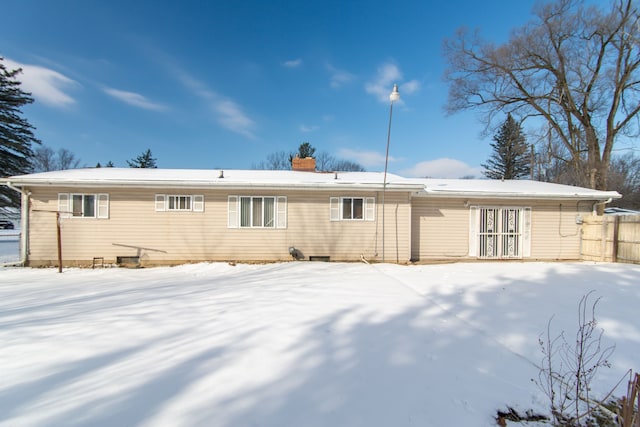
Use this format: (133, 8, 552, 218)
(413, 190, 621, 200)
(0, 178, 422, 192)
(0, 170, 622, 200)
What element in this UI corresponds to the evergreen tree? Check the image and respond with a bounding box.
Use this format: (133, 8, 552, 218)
(127, 149, 157, 168)
(482, 114, 530, 180)
(0, 58, 40, 207)
(297, 142, 315, 158)
(289, 142, 316, 165)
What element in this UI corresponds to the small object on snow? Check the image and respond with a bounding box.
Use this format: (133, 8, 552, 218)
(289, 246, 304, 260)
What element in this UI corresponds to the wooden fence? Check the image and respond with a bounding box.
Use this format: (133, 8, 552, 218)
(581, 215, 640, 264)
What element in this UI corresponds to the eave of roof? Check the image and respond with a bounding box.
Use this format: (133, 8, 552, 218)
(1, 169, 622, 200)
(0, 168, 423, 192)
(412, 178, 621, 200)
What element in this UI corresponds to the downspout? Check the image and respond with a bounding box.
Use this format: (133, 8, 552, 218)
(4, 182, 30, 266)
(592, 198, 612, 215)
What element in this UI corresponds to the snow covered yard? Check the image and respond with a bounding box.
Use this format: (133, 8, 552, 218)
(0, 261, 638, 427)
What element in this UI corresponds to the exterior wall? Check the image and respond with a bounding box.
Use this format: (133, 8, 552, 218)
(25, 187, 412, 266)
(411, 197, 593, 261)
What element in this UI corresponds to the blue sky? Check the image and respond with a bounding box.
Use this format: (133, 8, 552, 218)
(2, 0, 540, 177)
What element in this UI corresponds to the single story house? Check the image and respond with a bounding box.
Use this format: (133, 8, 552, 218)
(1, 160, 621, 266)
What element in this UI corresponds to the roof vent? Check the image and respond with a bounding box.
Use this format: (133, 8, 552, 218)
(219, 170, 224, 179)
(334, 172, 338, 180)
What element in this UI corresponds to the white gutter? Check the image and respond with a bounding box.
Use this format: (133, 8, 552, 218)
(2, 182, 29, 266)
(416, 190, 621, 201)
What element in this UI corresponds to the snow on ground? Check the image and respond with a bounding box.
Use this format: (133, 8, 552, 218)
(0, 261, 638, 427)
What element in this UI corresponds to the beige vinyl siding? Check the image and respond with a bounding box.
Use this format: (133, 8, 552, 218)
(528, 200, 591, 260)
(26, 187, 412, 266)
(411, 198, 471, 260)
(411, 197, 592, 261)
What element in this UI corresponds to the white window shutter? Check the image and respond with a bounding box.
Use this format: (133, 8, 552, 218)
(330, 197, 340, 221)
(276, 196, 287, 228)
(228, 196, 238, 228)
(58, 193, 70, 218)
(193, 195, 204, 212)
(468, 206, 478, 257)
(365, 197, 375, 221)
(523, 207, 532, 257)
(97, 194, 109, 219)
(155, 194, 166, 211)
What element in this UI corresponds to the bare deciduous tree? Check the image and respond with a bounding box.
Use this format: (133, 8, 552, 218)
(444, 0, 640, 196)
(32, 146, 81, 172)
(608, 154, 640, 209)
(253, 150, 294, 170)
(253, 145, 366, 171)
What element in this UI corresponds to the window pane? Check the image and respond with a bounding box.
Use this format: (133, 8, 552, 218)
(353, 198, 363, 219)
(180, 196, 190, 210)
(252, 197, 263, 227)
(168, 196, 176, 210)
(240, 197, 251, 227)
(228, 196, 238, 227)
(84, 195, 95, 217)
(342, 198, 352, 219)
(264, 197, 275, 227)
(155, 195, 166, 211)
(72, 195, 83, 217)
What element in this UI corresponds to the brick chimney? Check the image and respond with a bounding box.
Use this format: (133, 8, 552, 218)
(291, 156, 316, 172)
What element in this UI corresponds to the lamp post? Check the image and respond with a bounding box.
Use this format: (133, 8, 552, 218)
(382, 83, 400, 263)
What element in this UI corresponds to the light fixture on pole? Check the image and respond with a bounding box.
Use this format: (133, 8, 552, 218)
(382, 83, 400, 263)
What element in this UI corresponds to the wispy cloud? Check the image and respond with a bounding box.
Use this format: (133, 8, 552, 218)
(337, 148, 397, 168)
(173, 69, 217, 99)
(402, 79, 420, 95)
(326, 64, 355, 88)
(4, 58, 77, 107)
(103, 87, 168, 111)
(168, 65, 256, 139)
(401, 158, 481, 178)
(365, 62, 420, 103)
(300, 124, 319, 133)
(282, 58, 302, 68)
(214, 100, 256, 139)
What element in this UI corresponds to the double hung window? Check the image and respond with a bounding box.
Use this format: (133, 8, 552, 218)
(58, 193, 109, 218)
(330, 197, 375, 221)
(228, 196, 287, 228)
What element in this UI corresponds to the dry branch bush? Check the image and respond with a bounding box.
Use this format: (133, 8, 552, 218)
(535, 291, 616, 426)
